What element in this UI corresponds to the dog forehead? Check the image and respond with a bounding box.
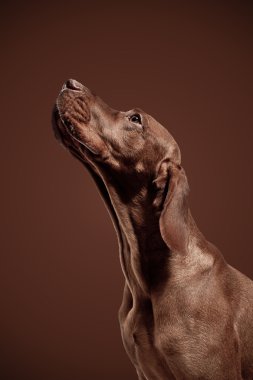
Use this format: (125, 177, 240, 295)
(147, 114, 177, 146)
(147, 114, 171, 137)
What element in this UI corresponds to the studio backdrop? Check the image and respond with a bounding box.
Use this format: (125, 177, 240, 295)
(1, 1, 253, 379)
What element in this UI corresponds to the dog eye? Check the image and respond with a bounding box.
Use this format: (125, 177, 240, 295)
(129, 114, 142, 125)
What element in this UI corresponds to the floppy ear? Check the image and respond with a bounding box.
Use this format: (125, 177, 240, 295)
(153, 160, 190, 253)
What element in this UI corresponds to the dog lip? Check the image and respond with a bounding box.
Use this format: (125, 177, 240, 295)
(54, 103, 99, 157)
(54, 87, 102, 158)
(52, 105, 65, 143)
(61, 118, 77, 137)
(55, 95, 77, 137)
(52, 103, 76, 143)
(52, 106, 99, 161)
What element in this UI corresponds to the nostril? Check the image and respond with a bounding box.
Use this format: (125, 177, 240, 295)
(65, 79, 83, 91)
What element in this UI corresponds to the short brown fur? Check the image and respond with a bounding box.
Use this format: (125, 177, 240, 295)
(53, 79, 253, 380)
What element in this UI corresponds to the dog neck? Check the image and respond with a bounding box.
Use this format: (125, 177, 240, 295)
(84, 161, 213, 302)
(103, 178, 170, 299)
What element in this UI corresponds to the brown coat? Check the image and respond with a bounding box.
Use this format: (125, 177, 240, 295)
(53, 79, 253, 380)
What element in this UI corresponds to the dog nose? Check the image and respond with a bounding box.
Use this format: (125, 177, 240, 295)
(64, 79, 83, 91)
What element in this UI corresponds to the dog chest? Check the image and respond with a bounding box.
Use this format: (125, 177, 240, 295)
(120, 304, 176, 379)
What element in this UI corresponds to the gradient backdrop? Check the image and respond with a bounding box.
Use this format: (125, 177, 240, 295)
(1, 1, 253, 379)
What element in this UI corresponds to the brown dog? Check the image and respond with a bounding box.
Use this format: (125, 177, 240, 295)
(52, 79, 253, 379)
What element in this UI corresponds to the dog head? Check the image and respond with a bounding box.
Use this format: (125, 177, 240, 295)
(53, 79, 187, 255)
(53, 79, 180, 185)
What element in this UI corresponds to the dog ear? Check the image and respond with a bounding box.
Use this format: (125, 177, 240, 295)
(153, 160, 190, 252)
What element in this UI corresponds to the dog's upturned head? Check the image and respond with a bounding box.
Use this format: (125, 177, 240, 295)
(52, 79, 181, 212)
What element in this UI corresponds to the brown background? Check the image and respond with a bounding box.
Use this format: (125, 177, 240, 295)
(1, 1, 253, 379)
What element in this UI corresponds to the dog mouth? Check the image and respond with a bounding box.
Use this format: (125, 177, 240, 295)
(52, 104, 82, 157)
(53, 82, 101, 156)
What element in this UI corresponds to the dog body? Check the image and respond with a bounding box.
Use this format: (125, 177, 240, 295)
(53, 79, 253, 379)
